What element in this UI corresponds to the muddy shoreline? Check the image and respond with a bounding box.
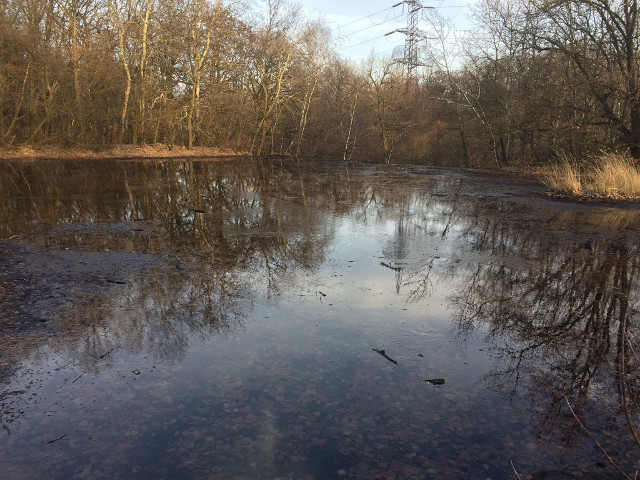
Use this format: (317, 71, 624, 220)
(0, 145, 245, 162)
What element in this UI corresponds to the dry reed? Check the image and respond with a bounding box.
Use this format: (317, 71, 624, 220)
(586, 152, 640, 199)
(543, 152, 640, 200)
(541, 156, 582, 195)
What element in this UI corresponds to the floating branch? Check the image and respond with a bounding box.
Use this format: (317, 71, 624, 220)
(425, 378, 445, 385)
(372, 348, 398, 365)
(46, 432, 69, 444)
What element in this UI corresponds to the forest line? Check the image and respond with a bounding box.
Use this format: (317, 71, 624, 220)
(1, 0, 639, 167)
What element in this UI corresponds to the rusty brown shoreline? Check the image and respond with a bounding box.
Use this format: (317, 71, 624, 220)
(0, 145, 247, 162)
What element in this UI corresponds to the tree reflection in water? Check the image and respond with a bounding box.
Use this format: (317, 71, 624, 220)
(0, 159, 360, 368)
(376, 188, 640, 471)
(446, 202, 640, 473)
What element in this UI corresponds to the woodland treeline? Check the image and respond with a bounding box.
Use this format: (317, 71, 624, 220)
(1, 0, 639, 166)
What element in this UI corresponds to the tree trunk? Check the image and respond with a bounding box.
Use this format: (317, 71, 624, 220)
(135, 0, 153, 145)
(188, 26, 210, 150)
(71, 9, 82, 137)
(629, 103, 640, 158)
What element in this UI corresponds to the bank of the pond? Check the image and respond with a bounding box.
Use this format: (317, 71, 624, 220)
(4, 148, 640, 208)
(0, 145, 246, 161)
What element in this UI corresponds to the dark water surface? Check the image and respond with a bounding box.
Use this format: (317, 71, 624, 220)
(0, 158, 639, 479)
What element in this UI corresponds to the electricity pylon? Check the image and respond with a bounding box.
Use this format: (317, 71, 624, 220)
(387, 1, 432, 77)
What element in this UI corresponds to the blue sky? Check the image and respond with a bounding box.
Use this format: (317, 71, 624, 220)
(298, 0, 479, 62)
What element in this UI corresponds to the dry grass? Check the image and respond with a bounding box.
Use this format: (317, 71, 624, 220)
(587, 152, 640, 199)
(542, 152, 640, 200)
(541, 157, 582, 195)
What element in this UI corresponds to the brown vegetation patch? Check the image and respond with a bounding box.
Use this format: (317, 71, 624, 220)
(0, 145, 245, 162)
(541, 153, 640, 201)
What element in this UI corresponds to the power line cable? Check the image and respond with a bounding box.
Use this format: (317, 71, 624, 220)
(330, 6, 398, 32)
(330, 5, 405, 50)
(332, 2, 477, 57)
(336, 13, 402, 41)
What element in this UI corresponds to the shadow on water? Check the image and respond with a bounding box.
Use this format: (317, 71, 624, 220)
(0, 158, 639, 479)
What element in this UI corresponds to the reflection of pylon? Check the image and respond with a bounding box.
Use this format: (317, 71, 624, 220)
(389, 0, 430, 76)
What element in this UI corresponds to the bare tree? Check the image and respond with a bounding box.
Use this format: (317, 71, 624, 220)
(364, 56, 403, 164)
(482, 0, 640, 157)
(245, 0, 301, 156)
(288, 18, 330, 156)
(108, 0, 133, 143)
(183, 0, 218, 149)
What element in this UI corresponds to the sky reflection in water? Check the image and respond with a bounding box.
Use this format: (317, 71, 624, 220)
(0, 159, 639, 479)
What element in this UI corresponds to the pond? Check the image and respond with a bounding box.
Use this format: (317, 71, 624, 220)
(0, 158, 639, 479)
